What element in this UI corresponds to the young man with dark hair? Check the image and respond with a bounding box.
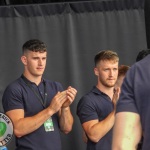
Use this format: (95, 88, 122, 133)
(136, 49, 150, 62)
(77, 50, 119, 150)
(2, 39, 77, 150)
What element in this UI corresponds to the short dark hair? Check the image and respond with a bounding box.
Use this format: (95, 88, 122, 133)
(94, 50, 119, 66)
(136, 49, 150, 62)
(22, 39, 47, 53)
(118, 65, 130, 77)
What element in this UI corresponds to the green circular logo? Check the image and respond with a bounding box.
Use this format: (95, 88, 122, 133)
(0, 122, 7, 137)
(0, 112, 13, 147)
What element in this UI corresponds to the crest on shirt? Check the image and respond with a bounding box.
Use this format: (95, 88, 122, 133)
(0, 112, 13, 147)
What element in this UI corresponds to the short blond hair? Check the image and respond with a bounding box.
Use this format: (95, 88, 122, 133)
(94, 50, 119, 66)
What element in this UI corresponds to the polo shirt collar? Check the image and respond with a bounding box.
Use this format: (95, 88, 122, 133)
(91, 86, 109, 97)
(91, 86, 103, 94)
(21, 74, 45, 85)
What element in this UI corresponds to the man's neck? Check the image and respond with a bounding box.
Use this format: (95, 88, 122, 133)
(96, 84, 114, 100)
(23, 73, 42, 86)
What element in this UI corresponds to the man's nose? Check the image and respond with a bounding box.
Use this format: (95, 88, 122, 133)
(38, 59, 43, 65)
(109, 70, 113, 76)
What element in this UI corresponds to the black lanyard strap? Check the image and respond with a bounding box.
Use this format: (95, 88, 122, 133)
(21, 75, 47, 108)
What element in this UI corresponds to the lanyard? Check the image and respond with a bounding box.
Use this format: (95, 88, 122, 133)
(21, 75, 47, 108)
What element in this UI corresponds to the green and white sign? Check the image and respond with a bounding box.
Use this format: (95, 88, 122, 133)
(0, 112, 13, 147)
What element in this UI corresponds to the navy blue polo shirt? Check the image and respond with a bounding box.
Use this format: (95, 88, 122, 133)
(116, 55, 150, 150)
(2, 75, 63, 150)
(77, 86, 114, 150)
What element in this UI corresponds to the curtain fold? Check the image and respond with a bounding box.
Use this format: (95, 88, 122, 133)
(0, 0, 144, 17)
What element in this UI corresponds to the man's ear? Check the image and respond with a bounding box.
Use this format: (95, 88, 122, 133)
(94, 67, 99, 76)
(21, 56, 27, 65)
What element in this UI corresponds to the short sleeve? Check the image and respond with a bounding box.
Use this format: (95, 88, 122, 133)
(2, 83, 24, 112)
(77, 95, 99, 124)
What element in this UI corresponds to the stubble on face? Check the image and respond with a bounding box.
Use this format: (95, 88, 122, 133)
(96, 60, 118, 88)
(99, 76, 116, 88)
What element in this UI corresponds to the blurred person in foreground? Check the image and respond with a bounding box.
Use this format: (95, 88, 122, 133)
(112, 49, 150, 150)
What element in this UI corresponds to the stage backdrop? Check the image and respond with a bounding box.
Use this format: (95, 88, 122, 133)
(0, 0, 147, 149)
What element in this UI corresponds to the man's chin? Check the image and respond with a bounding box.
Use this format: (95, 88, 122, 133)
(107, 83, 115, 88)
(34, 73, 43, 77)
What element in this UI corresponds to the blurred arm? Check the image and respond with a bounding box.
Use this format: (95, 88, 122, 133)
(112, 112, 142, 150)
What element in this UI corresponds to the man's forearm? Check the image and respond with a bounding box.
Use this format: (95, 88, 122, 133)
(59, 107, 73, 134)
(83, 110, 115, 143)
(7, 107, 54, 137)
